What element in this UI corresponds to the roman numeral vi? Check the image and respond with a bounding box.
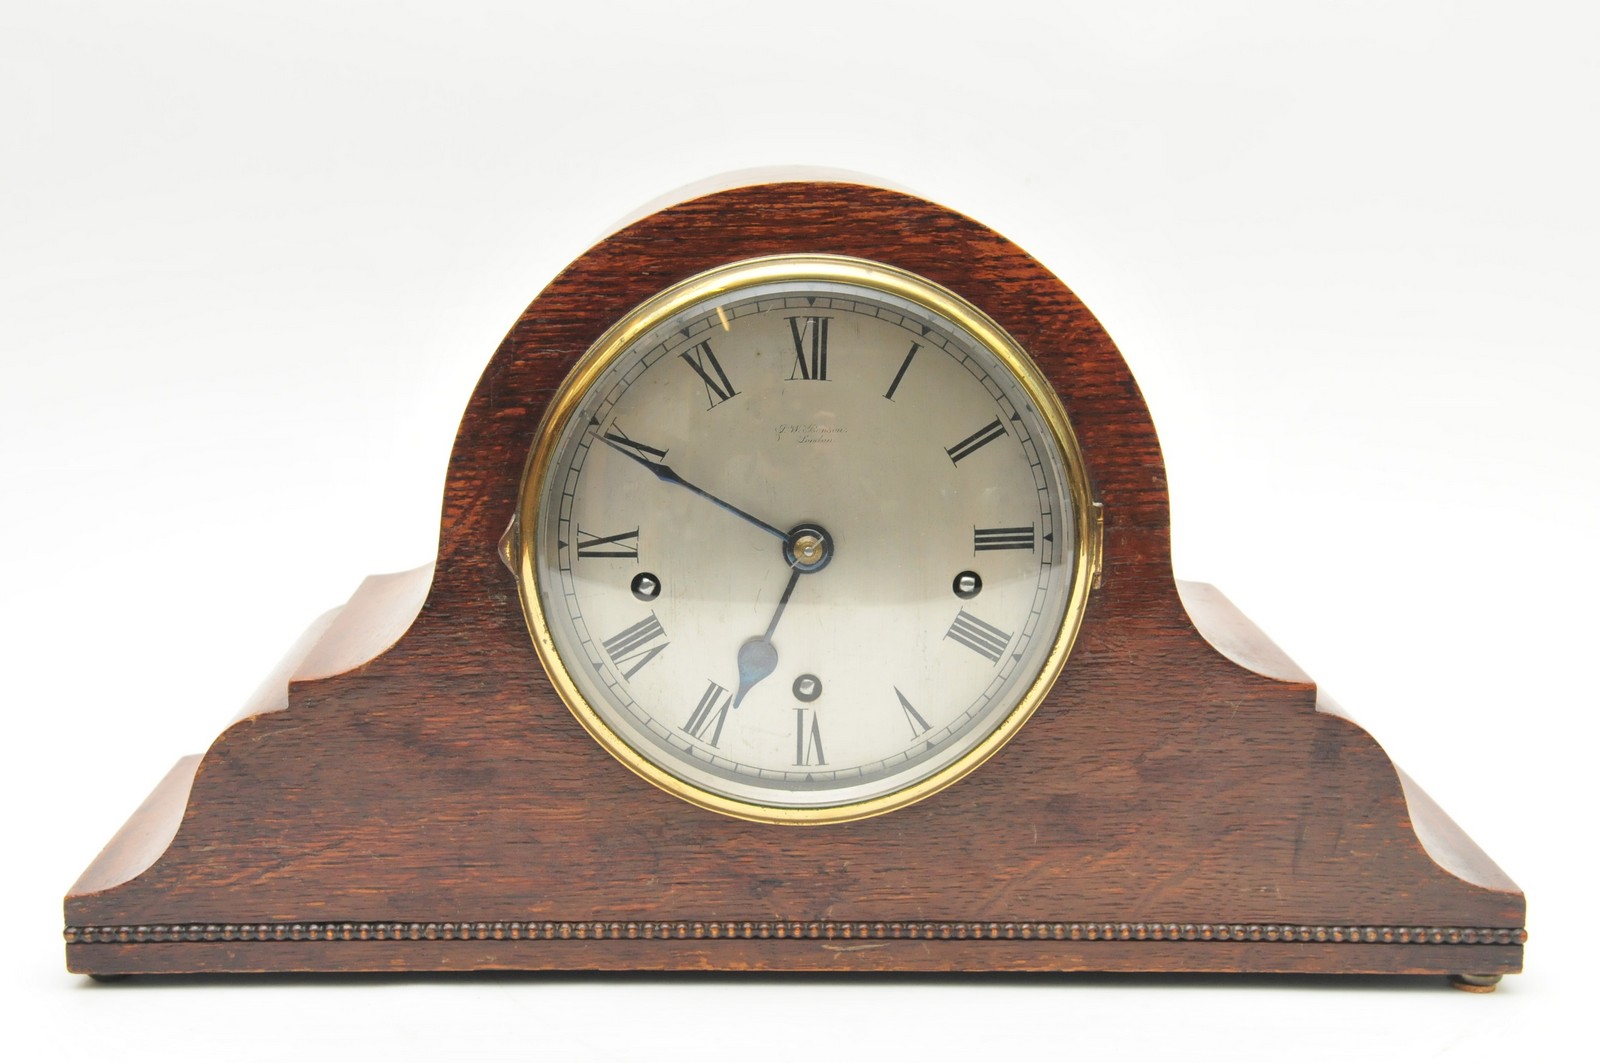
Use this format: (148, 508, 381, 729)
(794, 707, 826, 765)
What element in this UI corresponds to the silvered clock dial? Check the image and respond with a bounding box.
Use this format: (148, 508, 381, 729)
(512, 254, 1098, 822)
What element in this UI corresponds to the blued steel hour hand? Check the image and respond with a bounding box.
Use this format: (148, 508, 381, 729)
(733, 568, 800, 707)
(731, 524, 834, 707)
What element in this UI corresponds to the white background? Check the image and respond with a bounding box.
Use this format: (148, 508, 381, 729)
(3, 1, 1594, 1059)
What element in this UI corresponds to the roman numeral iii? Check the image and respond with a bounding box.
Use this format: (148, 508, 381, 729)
(974, 525, 1034, 552)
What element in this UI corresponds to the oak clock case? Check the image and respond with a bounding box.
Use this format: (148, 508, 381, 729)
(511, 256, 1097, 823)
(64, 177, 1525, 985)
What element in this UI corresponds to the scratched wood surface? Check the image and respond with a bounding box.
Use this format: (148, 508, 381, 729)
(64, 179, 1524, 978)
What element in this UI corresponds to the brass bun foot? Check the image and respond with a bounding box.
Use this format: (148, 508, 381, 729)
(1450, 973, 1502, 993)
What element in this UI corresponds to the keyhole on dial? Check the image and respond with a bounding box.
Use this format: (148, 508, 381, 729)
(793, 674, 822, 702)
(953, 571, 983, 600)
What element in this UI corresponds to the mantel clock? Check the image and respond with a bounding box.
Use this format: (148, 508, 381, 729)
(65, 174, 1524, 989)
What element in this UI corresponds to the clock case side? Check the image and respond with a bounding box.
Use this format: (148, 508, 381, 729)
(65, 179, 1522, 978)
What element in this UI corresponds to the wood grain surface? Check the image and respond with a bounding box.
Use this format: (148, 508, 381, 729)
(64, 177, 1524, 980)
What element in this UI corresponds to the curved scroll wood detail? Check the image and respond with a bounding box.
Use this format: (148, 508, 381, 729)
(1178, 580, 1519, 901)
(65, 176, 1522, 977)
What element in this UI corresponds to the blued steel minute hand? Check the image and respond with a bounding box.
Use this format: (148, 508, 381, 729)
(601, 432, 787, 541)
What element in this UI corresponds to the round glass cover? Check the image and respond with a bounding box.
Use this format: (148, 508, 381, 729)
(515, 255, 1096, 823)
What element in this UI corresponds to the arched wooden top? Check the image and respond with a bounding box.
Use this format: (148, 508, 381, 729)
(429, 179, 1178, 625)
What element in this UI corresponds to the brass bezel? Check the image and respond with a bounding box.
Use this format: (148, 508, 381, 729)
(513, 254, 1099, 824)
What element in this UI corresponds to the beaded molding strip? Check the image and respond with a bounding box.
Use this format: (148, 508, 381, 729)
(64, 921, 1528, 946)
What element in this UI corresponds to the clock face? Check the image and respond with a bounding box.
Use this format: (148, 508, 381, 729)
(514, 255, 1096, 822)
